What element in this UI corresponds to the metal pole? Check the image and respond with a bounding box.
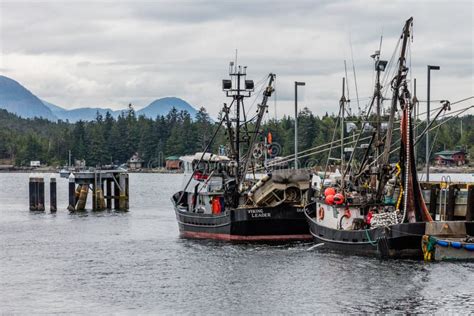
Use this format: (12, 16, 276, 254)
(426, 65, 440, 182)
(426, 67, 430, 181)
(294, 81, 305, 169)
(294, 82, 298, 169)
(341, 78, 345, 170)
(236, 72, 241, 180)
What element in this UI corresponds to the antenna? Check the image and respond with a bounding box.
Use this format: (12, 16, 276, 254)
(378, 30, 383, 54)
(234, 49, 238, 71)
(344, 60, 351, 116)
(349, 34, 361, 116)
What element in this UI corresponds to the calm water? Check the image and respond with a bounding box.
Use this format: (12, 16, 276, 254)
(0, 173, 473, 314)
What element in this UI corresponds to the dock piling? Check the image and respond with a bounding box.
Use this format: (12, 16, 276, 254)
(50, 177, 57, 213)
(446, 184, 458, 221)
(114, 176, 120, 209)
(29, 175, 37, 211)
(429, 184, 439, 220)
(37, 177, 45, 211)
(76, 184, 89, 211)
(119, 173, 127, 210)
(68, 173, 76, 211)
(106, 179, 112, 209)
(467, 185, 474, 222)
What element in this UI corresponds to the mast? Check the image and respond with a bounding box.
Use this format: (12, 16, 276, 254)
(222, 62, 255, 186)
(340, 78, 346, 172)
(370, 49, 387, 165)
(376, 17, 413, 199)
(240, 74, 276, 184)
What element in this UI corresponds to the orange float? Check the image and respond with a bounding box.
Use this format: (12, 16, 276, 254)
(325, 194, 335, 205)
(334, 193, 345, 205)
(324, 187, 336, 197)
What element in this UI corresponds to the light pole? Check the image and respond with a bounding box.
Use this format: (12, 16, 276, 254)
(426, 65, 440, 181)
(294, 81, 305, 169)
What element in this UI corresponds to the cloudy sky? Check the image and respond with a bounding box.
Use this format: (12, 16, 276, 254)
(0, 0, 472, 118)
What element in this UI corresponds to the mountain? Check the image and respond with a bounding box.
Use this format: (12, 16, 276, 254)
(42, 100, 121, 122)
(0, 75, 199, 122)
(41, 99, 65, 113)
(137, 97, 198, 118)
(0, 76, 57, 121)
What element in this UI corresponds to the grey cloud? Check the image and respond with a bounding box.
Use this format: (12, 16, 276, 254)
(0, 0, 472, 117)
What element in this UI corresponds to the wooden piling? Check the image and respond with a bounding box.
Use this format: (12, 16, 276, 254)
(429, 183, 439, 220)
(50, 177, 57, 213)
(68, 174, 76, 211)
(37, 177, 45, 212)
(29, 176, 37, 211)
(106, 179, 112, 209)
(125, 174, 129, 209)
(119, 173, 127, 209)
(114, 176, 120, 209)
(446, 184, 458, 221)
(467, 184, 474, 222)
(76, 184, 89, 211)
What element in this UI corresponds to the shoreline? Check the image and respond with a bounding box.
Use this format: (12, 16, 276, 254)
(0, 168, 183, 174)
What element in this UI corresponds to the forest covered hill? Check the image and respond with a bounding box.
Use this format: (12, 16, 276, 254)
(0, 105, 472, 168)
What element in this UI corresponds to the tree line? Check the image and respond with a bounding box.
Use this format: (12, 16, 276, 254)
(0, 106, 472, 168)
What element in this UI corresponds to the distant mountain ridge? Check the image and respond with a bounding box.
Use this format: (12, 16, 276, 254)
(0, 76, 57, 121)
(0, 75, 199, 122)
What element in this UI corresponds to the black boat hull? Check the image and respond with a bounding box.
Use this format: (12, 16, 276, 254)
(174, 204, 311, 242)
(304, 210, 427, 259)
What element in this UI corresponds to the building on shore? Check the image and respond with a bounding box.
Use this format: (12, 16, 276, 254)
(165, 156, 182, 170)
(127, 153, 144, 170)
(433, 150, 467, 166)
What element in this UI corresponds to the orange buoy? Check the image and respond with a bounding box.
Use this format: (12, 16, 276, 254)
(267, 132, 273, 144)
(212, 197, 221, 214)
(334, 193, 345, 205)
(325, 194, 335, 205)
(324, 187, 336, 197)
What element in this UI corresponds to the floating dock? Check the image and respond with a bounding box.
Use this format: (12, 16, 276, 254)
(61, 170, 129, 211)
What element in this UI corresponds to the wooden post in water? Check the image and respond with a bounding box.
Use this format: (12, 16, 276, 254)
(114, 176, 120, 209)
(29, 175, 37, 211)
(429, 183, 439, 220)
(50, 177, 57, 213)
(446, 184, 458, 221)
(125, 174, 129, 209)
(119, 173, 127, 209)
(92, 173, 97, 211)
(106, 179, 112, 209)
(466, 184, 474, 222)
(37, 177, 45, 211)
(76, 184, 89, 211)
(68, 173, 76, 211)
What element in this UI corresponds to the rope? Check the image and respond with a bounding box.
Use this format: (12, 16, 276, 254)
(365, 229, 378, 246)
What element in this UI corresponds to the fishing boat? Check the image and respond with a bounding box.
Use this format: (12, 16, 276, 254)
(171, 65, 312, 242)
(304, 17, 474, 259)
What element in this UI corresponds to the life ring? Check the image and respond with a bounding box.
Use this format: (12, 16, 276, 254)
(318, 207, 325, 220)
